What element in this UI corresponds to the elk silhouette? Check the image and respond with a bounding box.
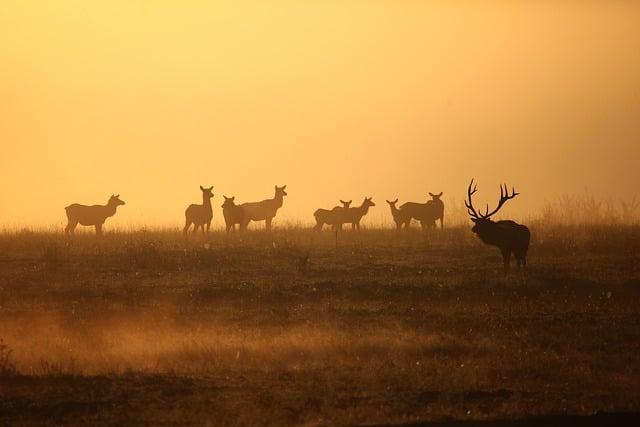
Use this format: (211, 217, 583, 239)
(400, 193, 441, 230)
(386, 199, 411, 230)
(184, 186, 214, 234)
(342, 197, 375, 231)
(239, 185, 287, 231)
(426, 192, 445, 229)
(65, 194, 125, 235)
(465, 179, 530, 272)
(221, 195, 244, 232)
(313, 199, 352, 231)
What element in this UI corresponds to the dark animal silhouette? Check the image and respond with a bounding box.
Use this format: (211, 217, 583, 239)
(342, 197, 375, 231)
(399, 197, 434, 229)
(465, 179, 530, 272)
(313, 199, 352, 231)
(65, 194, 125, 235)
(239, 185, 287, 231)
(221, 195, 244, 232)
(426, 192, 445, 229)
(386, 199, 411, 230)
(184, 186, 214, 234)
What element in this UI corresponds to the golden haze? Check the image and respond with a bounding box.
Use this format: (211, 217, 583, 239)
(1, 1, 639, 228)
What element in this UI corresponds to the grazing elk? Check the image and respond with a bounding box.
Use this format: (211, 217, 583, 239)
(465, 179, 530, 272)
(221, 195, 244, 232)
(386, 199, 411, 230)
(313, 199, 352, 231)
(239, 185, 287, 231)
(342, 197, 375, 230)
(65, 194, 125, 235)
(184, 186, 214, 235)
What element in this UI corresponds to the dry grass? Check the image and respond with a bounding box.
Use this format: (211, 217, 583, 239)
(0, 225, 639, 425)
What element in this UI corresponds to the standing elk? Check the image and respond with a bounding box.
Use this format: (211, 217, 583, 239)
(222, 195, 244, 232)
(239, 185, 287, 231)
(465, 179, 530, 272)
(184, 186, 214, 235)
(426, 192, 445, 229)
(342, 197, 375, 231)
(386, 199, 411, 230)
(400, 192, 442, 230)
(313, 200, 352, 231)
(65, 194, 125, 235)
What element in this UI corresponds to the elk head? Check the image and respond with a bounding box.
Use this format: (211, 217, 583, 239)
(429, 192, 443, 200)
(200, 186, 214, 199)
(386, 199, 398, 207)
(109, 194, 125, 206)
(340, 199, 352, 208)
(363, 197, 375, 208)
(465, 179, 519, 234)
(275, 185, 287, 197)
(222, 195, 236, 208)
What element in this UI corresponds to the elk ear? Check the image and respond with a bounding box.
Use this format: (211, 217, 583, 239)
(231, 196, 235, 201)
(223, 195, 229, 200)
(437, 192, 443, 197)
(282, 185, 287, 189)
(209, 186, 214, 191)
(429, 192, 435, 197)
(115, 194, 120, 198)
(200, 186, 205, 191)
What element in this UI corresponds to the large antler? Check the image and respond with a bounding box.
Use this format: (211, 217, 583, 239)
(465, 179, 480, 220)
(481, 183, 519, 218)
(465, 179, 520, 220)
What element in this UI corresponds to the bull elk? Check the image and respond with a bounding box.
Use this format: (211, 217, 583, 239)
(465, 179, 530, 272)
(64, 194, 125, 235)
(184, 186, 214, 234)
(239, 185, 287, 231)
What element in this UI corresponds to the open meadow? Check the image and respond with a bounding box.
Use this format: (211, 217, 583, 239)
(1, 225, 639, 425)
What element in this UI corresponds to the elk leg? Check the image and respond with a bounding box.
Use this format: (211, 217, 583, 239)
(265, 217, 272, 231)
(440, 214, 444, 230)
(65, 221, 77, 234)
(206, 222, 211, 233)
(95, 223, 103, 236)
(183, 221, 192, 235)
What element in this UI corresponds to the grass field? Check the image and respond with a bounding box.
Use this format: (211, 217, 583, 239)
(1, 225, 639, 425)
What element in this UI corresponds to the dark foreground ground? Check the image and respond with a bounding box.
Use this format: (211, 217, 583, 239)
(0, 225, 639, 425)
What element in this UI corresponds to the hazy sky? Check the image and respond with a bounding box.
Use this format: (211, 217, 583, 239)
(2, 1, 639, 228)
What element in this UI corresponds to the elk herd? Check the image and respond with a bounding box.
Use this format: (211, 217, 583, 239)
(64, 181, 530, 271)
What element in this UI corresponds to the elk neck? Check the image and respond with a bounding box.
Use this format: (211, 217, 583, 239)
(273, 192, 284, 208)
(202, 193, 213, 211)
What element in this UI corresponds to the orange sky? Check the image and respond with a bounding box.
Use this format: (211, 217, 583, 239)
(1, 1, 639, 228)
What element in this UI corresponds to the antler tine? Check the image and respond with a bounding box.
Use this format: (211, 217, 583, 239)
(465, 179, 480, 219)
(482, 182, 521, 218)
